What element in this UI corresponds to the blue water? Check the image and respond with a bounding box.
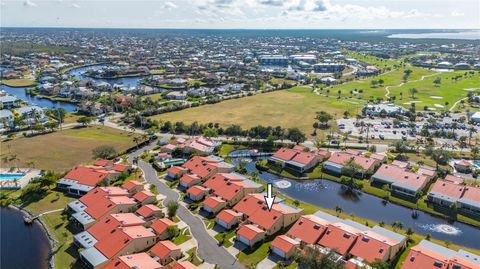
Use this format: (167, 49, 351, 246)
(231, 151, 480, 250)
(67, 64, 144, 87)
(1, 85, 78, 112)
(0, 174, 25, 181)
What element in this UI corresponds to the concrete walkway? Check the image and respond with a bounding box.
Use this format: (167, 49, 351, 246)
(127, 144, 245, 269)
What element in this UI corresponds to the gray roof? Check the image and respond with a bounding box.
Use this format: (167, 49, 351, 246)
(72, 211, 95, 226)
(457, 197, 480, 210)
(0, 96, 18, 103)
(457, 249, 480, 266)
(371, 226, 407, 244)
(74, 231, 98, 249)
(68, 200, 87, 213)
(418, 240, 458, 258)
(80, 247, 108, 267)
(17, 106, 43, 115)
(342, 219, 370, 231)
(428, 191, 459, 204)
(392, 181, 422, 192)
(0, 110, 13, 118)
(314, 210, 342, 223)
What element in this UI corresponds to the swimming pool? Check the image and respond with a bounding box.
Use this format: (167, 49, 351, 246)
(0, 174, 25, 181)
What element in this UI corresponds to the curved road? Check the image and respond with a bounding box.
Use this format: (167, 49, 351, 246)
(127, 144, 245, 269)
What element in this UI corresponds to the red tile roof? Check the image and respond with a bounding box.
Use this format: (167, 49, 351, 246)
(84, 196, 136, 219)
(64, 166, 110, 186)
(287, 215, 329, 244)
(136, 204, 162, 219)
(216, 209, 242, 224)
(318, 223, 361, 256)
(87, 213, 145, 240)
(149, 240, 180, 259)
(95, 226, 155, 258)
(79, 187, 129, 207)
(233, 194, 266, 217)
(133, 190, 156, 202)
(375, 164, 429, 190)
(186, 185, 208, 197)
(352, 155, 378, 170)
(462, 186, 480, 203)
(203, 196, 225, 209)
(430, 180, 465, 199)
(291, 151, 317, 165)
(272, 148, 298, 161)
(104, 253, 162, 269)
(271, 235, 299, 254)
(150, 218, 176, 235)
(167, 166, 188, 176)
(237, 224, 265, 240)
(401, 245, 449, 269)
(327, 152, 353, 166)
(349, 231, 393, 263)
(121, 180, 143, 191)
(248, 206, 283, 231)
(172, 261, 198, 269)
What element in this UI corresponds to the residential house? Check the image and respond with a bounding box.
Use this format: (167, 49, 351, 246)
(136, 204, 164, 222)
(271, 235, 300, 259)
(269, 147, 320, 173)
(122, 180, 144, 194)
(457, 186, 480, 216)
(133, 190, 157, 205)
(0, 110, 14, 129)
(286, 215, 330, 245)
(186, 185, 209, 201)
(318, 222, 361, 257)
(236, 224, 266, 247)
(79, 226, 157, 268)
(74, 213, 146, 249)
(179, 174, 202, 188)
(172, 261, 199, 269)
(370, 164, 430, 198)
(202, 196, 227, 214)
(401, 240, 480, 269)
(103, 253, 162, 269)
(149, 240, 182, 266)
(215, 209, 243, 229)
(166, 166, 188, 181)
(67, 187, 129, 214)
(57, 166, 121, 196)
(0, 95, 19, 109)
(427, 180, 465, 208)
(150, 218, 177, 240)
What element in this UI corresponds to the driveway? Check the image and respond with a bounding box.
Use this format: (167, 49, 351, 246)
(128, 145, 245, 269)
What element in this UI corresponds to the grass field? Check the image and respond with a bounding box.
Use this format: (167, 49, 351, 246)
(0, 126, 141, 172)
(1, 78, 37, 87)
(151, 86, 358, 138)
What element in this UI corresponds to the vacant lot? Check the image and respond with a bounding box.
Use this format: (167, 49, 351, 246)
(1, 78, 37, 87)
(151, 86, 358, 137)
(1, 126, 140, 172)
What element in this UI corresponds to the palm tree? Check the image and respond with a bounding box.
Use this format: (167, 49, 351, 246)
(335, 205, 343, 217)
(9, 154, 19, 170)
(468, 127, 477, 146)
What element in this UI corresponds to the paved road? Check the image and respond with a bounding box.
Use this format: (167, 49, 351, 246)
(127, 145, 245, 269)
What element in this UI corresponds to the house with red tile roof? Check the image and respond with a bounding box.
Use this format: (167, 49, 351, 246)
(215, 209, 243, 229)
(182, 156, 234, 180)
(182, 136, 221, 155)
(71, 195, 137, 230)
(94, 159, 132, 173)
(179, 174, 202, 188)
(269, 147, 321, 173)
(454, 160, 472, 173)
(233, 193, 273, 218)
(427, 180, 465, 208)
(104, 252, 162, 269)
(236, 224, 266, 247)
(68, 187, 130, 214)
(150, 218, 177, 240)
(74, 213, 146, 249)
(133, 190, 157, 205)
(401, 240, 480, 269)
(57, 166, 120, 196)
(247, 202, 302, 236)
(136, 204, 163, 221)
(458, 185, 480, 217)
(122, 180, 144, 194)
(349, 229, 403, 263)
(79, 226, 157, 268)
(186, 185, 209, 201)
(149, 240, 182, 265)
(444, 174, 465, 185)
(166, 166, 188, 180)
(317, 222, 361, 257)
(370, 164, 430, 198)
(202, 196, 227, 214)
(286, 215, 329, 245)
(271, 235, 300, 259)
(172, 261, 199, 269)
(315, 149, 332, 161)
(323, 152, 355, 175)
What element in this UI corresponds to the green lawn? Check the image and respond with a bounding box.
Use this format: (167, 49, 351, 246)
(214, 230, 236, 248)
(172, 228, 192, 245)
(0, 126, 142, 172)
(186, 248, 203, 266)
(1, 78, 37, 87)
(152, 86, 357, 138)
(237, 242, 271, 268)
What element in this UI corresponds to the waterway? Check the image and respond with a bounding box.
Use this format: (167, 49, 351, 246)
(0, 207, 50, 269)
(1, 64, 146, 112)
(231, 152, 480, 250)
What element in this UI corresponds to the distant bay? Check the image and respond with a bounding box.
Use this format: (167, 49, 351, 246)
(388, 30, 480, 40)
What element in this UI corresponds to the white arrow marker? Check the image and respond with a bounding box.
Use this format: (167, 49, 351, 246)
(264, 183, 276, 211)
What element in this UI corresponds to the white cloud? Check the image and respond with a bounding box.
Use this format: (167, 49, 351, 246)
(451, 11, 465, 17)
(163, 1, 177, 9)
(71, 3, 80, 8)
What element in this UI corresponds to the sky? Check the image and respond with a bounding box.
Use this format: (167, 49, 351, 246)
(1, 0, 479, 29)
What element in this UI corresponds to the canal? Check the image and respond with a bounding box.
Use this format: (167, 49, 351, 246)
(1, 64, 146, 112)
(0, 207, 49, 269)
(231, 154, 480, 250)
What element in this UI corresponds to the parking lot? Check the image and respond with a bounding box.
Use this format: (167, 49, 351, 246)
(337, 113, 479, 146)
